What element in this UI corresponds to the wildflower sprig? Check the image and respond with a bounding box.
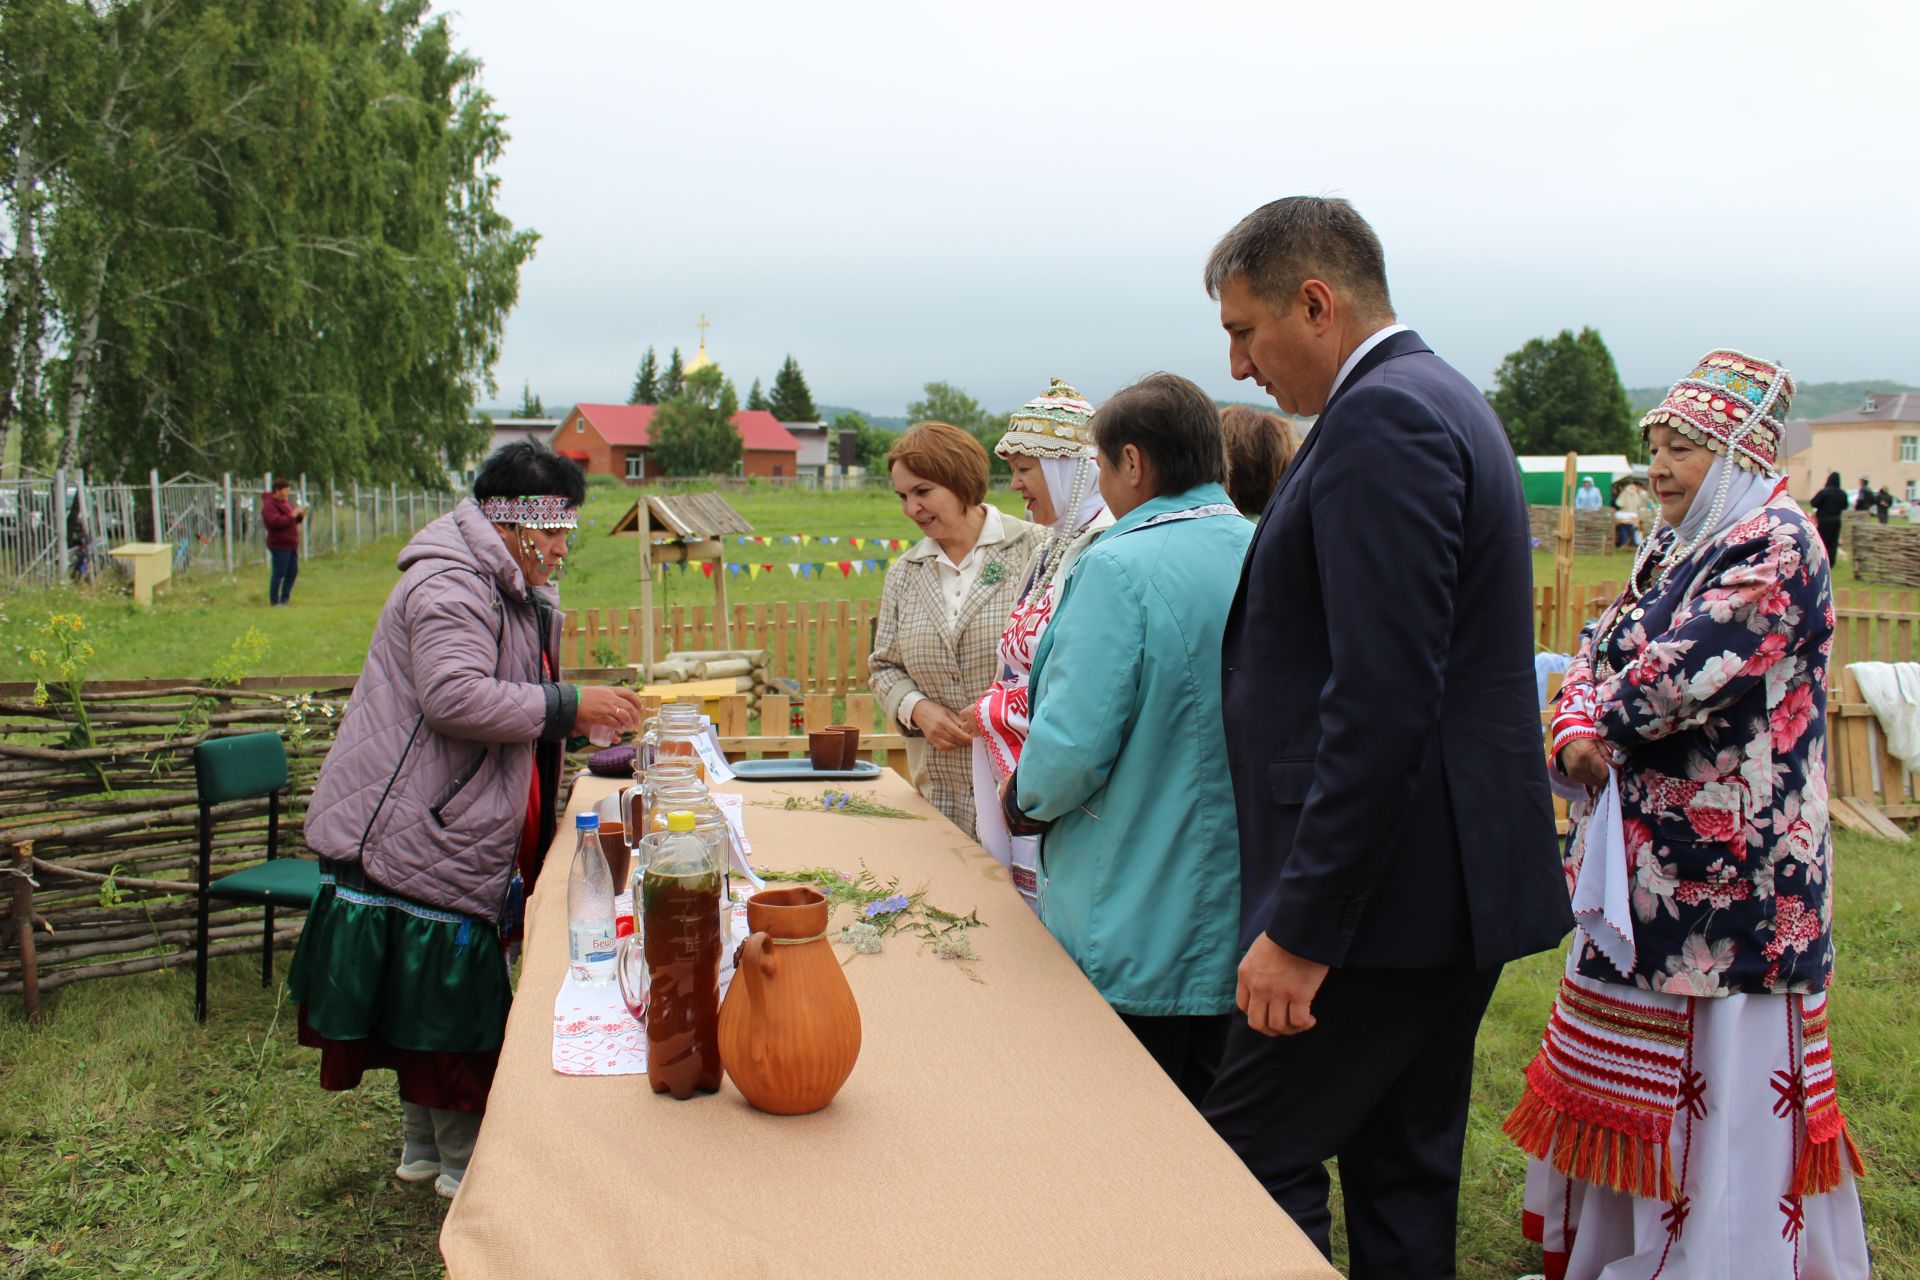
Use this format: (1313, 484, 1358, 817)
(775, 789, 923, 819)
(756, 861, 985, 978)
(26, 614, 105, 786)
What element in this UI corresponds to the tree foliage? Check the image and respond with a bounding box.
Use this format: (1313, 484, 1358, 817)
(745, 377, 769, 412)
(907, 381, 1008, 474)
(628, 347, 659, 405)
(649, 364, 741, 476)
(834, 409, 893, 473)
(0, 0, 536, 484)
(1488, 328, 1636, 457)
(767, 355, 816, 423)
(513, 383, 545, 417)
(658, 347, 684, 403)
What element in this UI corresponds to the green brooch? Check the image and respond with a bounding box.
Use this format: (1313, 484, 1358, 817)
(981, 561, 1005, 586)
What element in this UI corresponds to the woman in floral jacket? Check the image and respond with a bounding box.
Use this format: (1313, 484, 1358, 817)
(1506, 351, 1869, 1279)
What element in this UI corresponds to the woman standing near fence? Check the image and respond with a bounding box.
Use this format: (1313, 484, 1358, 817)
(868, 421, 1038, 837)
(1512, 352, 1869, 1279)
(262, 478, 304, 605)
(291, 442, 645, 1199)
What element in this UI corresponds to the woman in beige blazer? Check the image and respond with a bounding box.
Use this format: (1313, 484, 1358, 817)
(869, 421, 1038, 837)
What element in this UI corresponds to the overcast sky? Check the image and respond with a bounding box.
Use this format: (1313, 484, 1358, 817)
(447, 0, 1920, 418)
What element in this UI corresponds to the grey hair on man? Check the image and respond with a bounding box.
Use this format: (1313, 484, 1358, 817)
(1202, 196, 1395, 321)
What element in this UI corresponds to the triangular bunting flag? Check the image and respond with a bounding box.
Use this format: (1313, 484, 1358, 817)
(702, 562, 715, 579)
(800, 535, 812, 547)
(748, 563, 762, 579)
(788, 563, 801, 578)
(727, 563, 742, 577)
(837, 561, 852, 578)
(762, 562, 773, 574)
(824, 537, 837, 546)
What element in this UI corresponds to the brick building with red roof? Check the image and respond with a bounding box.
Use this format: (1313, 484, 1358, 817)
(549, 403, 801, 481)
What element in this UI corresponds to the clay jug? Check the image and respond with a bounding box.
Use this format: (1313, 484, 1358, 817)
(718, 886, 861, 1114)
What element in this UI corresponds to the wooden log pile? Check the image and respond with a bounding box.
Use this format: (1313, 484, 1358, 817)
(633, 649, 784, 706)
(0, 679, 350, 1012)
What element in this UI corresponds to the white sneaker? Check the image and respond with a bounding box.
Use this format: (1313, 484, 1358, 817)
(395, 1141, 441, 1182)
(434, 1169, 464, 1199)
(395, 1154, 441, 1182)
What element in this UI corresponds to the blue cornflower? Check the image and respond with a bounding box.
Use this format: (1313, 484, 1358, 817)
(862, 893, 910, 919)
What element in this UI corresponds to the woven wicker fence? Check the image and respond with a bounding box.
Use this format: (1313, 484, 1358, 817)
(0, 677, 352, 1010)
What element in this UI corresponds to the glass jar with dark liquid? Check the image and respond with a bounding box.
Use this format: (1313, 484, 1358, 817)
(641, 810, 724, 1098)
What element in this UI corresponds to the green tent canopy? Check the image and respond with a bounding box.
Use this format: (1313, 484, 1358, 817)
(1514, 454, 1633, 506)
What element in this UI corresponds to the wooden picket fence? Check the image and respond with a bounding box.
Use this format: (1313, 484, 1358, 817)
(562, 600, 880, 694)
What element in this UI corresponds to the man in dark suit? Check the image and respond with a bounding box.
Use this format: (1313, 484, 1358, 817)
(1200, 196, 1571, 1278)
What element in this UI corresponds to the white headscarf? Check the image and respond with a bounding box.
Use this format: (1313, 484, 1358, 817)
(1037, 452, 1106, 537)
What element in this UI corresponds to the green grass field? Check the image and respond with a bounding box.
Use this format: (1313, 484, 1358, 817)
(4, 831, 1914, 1279)
(0, 483, 1031, 680)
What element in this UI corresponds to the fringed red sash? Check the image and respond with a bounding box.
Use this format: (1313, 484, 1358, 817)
(1505, 978, 1690, 1201)
(1506, 979, 1865, 1203)
(1792, 995, 1867, 1195)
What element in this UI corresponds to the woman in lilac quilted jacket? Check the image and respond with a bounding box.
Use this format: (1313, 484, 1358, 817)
(289, 442, 644, 1199)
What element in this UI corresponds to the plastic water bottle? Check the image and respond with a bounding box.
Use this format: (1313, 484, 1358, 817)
(567, 812, 617, 985)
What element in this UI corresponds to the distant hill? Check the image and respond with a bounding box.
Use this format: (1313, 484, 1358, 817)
(1627, 380, 1920, 421)
(816, 404, 909, 431)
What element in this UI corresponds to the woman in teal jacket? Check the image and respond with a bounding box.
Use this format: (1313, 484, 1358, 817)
(1004, 373, 1252, 1102)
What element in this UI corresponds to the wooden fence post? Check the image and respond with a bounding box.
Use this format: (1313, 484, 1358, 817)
(9, 841, 39, 1020)
(222, 473, 234, 573)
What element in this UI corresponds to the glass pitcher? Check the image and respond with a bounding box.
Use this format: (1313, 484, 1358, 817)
(642, 701, 707, 783)
(621, 755, 696, 861)
(645, 771, 732, 916)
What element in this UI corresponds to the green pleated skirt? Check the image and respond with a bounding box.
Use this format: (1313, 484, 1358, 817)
(287, 869, 510, 1055)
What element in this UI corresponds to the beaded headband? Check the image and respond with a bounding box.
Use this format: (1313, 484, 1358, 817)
(1638, 349, 1795, 477)
(478, 495, 579, 530)
(996, 378, 1096, 460)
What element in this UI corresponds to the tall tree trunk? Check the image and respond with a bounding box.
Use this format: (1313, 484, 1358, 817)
(56, 247, 110, 472)
(0, 111, 40, 471)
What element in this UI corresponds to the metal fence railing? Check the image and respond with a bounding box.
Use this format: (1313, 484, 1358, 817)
(0, 469, 459, 590)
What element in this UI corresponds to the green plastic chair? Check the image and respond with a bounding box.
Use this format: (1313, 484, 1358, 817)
(192, 732, 319, 1023)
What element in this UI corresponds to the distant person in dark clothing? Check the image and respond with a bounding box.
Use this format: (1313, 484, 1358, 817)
(67, 493, 90, 581)
(1809, 471, 1849, 566)
(263, 478, 306, 605)
(1855, 478, 1876, 511)
(1219, 405, 1298, 516)
(1876, 487, 1894, 524)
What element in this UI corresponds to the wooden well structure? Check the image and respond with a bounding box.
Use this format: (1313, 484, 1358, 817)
(609, 491, 754, 671)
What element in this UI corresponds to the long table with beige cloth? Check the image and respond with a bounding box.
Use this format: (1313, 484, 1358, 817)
(440, 768, 1336, 1279)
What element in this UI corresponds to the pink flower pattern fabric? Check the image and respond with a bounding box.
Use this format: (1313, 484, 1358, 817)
(1553, 486, 1835, 997)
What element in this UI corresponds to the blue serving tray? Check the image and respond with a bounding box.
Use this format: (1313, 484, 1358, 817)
(729, 759, 885, 783)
